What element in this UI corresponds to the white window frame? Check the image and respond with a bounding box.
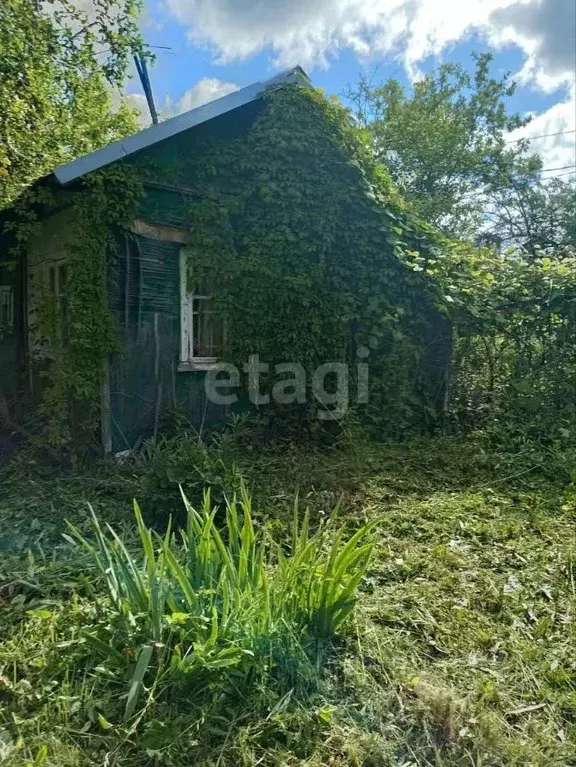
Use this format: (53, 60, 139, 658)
(45, 261, 69, 344)
(0, 285, 14, 332)
(179, 251, 221, 371)
(46, 262, 67, 299)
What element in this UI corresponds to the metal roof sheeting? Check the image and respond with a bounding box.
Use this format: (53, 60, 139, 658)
(53, 66, 309, 185)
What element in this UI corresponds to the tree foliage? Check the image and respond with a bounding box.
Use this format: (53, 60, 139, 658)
(405, 236, 576, 441)
(481, 174, 576, 257)
(346, 52, 576, 258)
(347, 53, 576, 443)
(0, 0, 144, 208)
(4, 63, 574, 452)
(346, 53, 537, 239)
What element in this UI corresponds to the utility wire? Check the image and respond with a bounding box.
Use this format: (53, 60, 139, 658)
(541, 164, 576, 173)
(505, 128, 576, 143)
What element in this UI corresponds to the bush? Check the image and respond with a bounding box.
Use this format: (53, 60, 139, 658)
(66, 485, 374, 723)
(139, 432, 242, 525)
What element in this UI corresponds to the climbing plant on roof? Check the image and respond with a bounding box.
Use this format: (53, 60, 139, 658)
(167, 84, 450, 434)
(7, 83, 452, 455)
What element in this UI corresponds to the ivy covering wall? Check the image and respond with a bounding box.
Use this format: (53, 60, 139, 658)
(135, 84, 451, 435)
(3, 82, 574, 458)
(6, 170, 143, 458)
(8, 84, 452, 454)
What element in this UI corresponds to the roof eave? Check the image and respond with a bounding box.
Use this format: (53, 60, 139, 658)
(53, 66, 309, 186)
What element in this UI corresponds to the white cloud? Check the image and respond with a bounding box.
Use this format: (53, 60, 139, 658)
(488, 0, 576, 92)
(125, 92, 154, 127)
(506, 86, 576, 177)
(124, 78, 240, 129)
(169, 77, 239, 114)
(164, 0, 576, 90)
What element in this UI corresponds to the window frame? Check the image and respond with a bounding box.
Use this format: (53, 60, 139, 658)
(45, 261, 69, 345)
(179, 250, 222, 371)
(0, 285, 14, 332)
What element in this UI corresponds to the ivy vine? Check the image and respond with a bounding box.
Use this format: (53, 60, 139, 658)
(11, 167, 143, 459)
(145, 84, 449, 434)
(8, 83, 454, 452)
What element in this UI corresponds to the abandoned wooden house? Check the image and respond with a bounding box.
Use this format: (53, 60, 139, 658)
(0, 67, 451, 454)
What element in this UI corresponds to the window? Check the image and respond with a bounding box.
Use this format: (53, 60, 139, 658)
(180, 254, 224, 369)
(46, 262, 68, 343)
(0, 286, 14, 332)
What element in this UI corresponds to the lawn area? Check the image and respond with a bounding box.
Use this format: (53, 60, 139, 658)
(0, 435, 575, 766)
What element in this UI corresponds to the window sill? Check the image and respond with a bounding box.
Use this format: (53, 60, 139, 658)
(178, 358, 220, 372)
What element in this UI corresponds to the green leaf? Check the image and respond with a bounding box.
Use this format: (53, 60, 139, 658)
(124, 644, 154, 721)
(97, 713, 114, 731)
(32, 746, 48, 767)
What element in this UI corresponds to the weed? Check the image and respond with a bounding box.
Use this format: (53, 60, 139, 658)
(138, 432, 242, 526)
(62, 484, 373, 728)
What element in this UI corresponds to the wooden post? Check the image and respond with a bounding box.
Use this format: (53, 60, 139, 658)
(152, 312, 162, 439)
(101, 357, 112, 454)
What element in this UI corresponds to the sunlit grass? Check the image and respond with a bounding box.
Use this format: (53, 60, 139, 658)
(0, 435, 574, 765)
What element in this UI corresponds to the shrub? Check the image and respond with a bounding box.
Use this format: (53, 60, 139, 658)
(66, 485, 374, 722)
(139, 432, 242, 525)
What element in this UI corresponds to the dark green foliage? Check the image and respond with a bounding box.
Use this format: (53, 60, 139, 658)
(147, 84, 450, 436)
(343, 51, 576, 448)
(6, 169, 144, 459)
(345, 51, 576, 256)
(35, 170, 144, 457)
(415, 241, 576, 443)
(6, 83, 451, 453)
(41, 485, 373, 746)
(484, 173, 576, 256)
(139, 432, 242, 524)
(0, 0, 143, 208)
(346, 53, 534, 240)
(5, 76, 573, 458)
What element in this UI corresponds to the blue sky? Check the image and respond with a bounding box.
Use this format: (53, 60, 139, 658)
(130, 0, 576, 175)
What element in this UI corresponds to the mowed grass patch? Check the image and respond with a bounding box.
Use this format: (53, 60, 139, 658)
(351, 487, 576, 764)
(0, 436, 574, 765)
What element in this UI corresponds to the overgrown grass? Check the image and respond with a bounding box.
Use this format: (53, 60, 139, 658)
(0, 434, 575, 765)
(64, 486, 373, 724)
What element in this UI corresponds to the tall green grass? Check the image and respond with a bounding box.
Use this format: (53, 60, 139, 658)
(66, 484, 374, 721)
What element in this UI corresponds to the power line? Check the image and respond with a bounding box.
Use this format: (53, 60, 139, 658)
(541, 164, 576, 173)
(505, 128, 576, 144)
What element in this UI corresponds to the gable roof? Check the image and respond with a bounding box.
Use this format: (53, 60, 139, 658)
(53, 66, 310, 186)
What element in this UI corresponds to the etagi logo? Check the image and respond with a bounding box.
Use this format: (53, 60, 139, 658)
(204, 347, 370, 420)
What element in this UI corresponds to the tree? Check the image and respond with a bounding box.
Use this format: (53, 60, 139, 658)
(0, 0, 145, 208)
(345, 54, 541, 241)
(481, 174, 576, 257)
